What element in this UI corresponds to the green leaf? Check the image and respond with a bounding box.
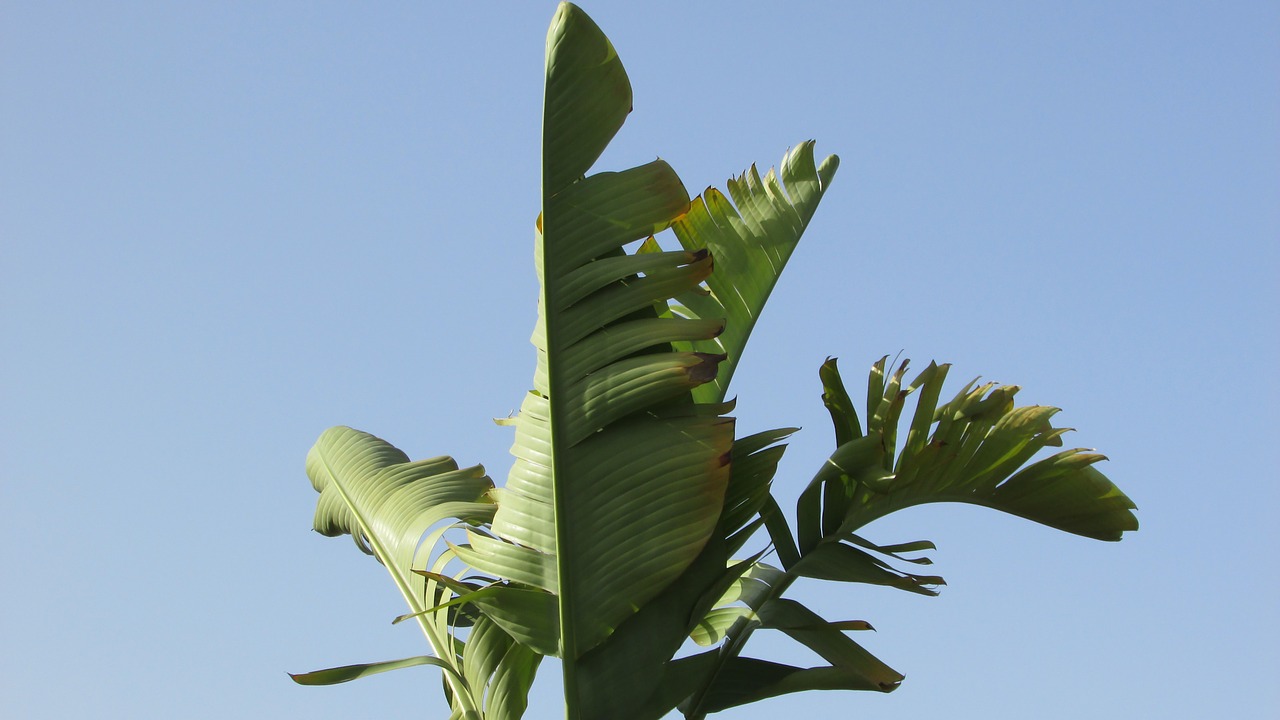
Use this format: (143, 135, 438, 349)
(719, 427, 796, 540)
(820, 357, 862, 446)
(303, 426, 523, 718)
(814, 359, 1139, 542)
(670, 142, 840, 403)
(687, 561, 788, 647)
(756, 598, 901, 687)
(461, 615, 544, 720)
(797, 433, 885, 554)
(759, 495, 800, 570)
(690, 607, 755, 647)
(682, 595, 899, 716)
(450, 530, 557, 593)
(572, 544, 759, 720)
(686, 657, 899, 715)
(630, 650, 722, 720)
(289, 655, 458, 686)
(464, 7, 845, 714)
(563, 491, 775, 719)
(305, 424, 495, 621)
(792, 541, 944, 596)
(453, 8, 745, 717)
(484, 642, 542, 720)
(424, 585, 561, 659)
(542, 2, 630, 193)
(844, 534, 936, 565)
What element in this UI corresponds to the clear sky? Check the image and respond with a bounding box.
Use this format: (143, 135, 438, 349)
(2, 2, 1276, 718)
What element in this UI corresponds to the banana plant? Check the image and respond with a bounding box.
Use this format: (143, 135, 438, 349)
(289, 3, 1137, 719)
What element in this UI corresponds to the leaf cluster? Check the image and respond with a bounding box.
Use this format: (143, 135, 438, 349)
(289, 5, 1137, 719)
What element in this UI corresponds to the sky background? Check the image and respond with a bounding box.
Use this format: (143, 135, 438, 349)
(3, 1, 1277, 718)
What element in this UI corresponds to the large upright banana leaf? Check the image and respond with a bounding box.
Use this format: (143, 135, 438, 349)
(447, 4, 842, 718)
(461, 1, 729, 708)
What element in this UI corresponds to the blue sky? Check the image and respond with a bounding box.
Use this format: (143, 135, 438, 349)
(2, 2, 1276, 718)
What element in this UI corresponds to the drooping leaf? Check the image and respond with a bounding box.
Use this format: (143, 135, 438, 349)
(684, 657, 898, 715)
(302, 426, 533, 718)
(814, 358, 1139, 541)
(682, 357, 1138, 717)
(680, 574, 901, 717)
(756, 598, 901, 688)
(289, 655, 459, 686)
(792, 540, 944, 596)
(844, 534, 936, 565)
